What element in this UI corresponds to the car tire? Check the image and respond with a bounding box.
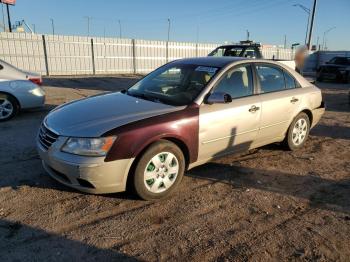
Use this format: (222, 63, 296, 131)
(316, 73, 323, 82)
(284, 112, 310, 151)
(133, 140, 185, 201)
(0, 93, 19, 121)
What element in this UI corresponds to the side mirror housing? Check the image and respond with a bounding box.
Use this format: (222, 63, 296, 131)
(206, 92, 232, 104)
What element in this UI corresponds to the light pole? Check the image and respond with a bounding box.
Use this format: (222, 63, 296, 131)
(167, 18, 171, 42)
(50, 18, 54, 35)
(322, 26, 336, 50)
(5, 3, 11, 32)
(293, 3, 310, 45)
(166, 18, 171, 62)
(84, 16, 92, 37)
(1, 2, 5, 32)
(118, 19, 122, 38)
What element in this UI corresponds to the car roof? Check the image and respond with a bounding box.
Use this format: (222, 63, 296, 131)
(172, 56, 248, 67)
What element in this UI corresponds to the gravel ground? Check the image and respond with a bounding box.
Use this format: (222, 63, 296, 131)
(0, 76, 349, 262)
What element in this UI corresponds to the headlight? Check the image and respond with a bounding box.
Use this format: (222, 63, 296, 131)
(29, 87, 45, 97)
(61, 136, 116, 156)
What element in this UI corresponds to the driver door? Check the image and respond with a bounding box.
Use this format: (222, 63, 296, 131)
(198, 64, 261, 161)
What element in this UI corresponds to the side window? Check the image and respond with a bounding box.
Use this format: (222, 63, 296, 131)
(243, 47, 258, 58)
(224, 47, 243, 57)
(256, 65, 285, 93)
(214, 65, 254, 99)
(210, 48, 225, 57)
(284, 71, 298, 89)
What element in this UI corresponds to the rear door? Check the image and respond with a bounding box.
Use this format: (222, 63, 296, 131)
(198, 63, 261, 161)
(254, 63, 302, 144)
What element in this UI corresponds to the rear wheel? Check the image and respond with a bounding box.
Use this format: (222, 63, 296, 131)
(284, 112, 310, 151)
(0, 93, 19, 121)
(133, 140, 185, 200)
(316, 71, 323, 82)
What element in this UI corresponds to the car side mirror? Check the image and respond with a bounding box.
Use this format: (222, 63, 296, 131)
(206, 92, 232, 104)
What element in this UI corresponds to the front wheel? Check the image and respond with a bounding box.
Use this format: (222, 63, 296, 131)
(0, 93, 19, 121)
(133, 140, 185, 200)
(284, 112, 310, 151)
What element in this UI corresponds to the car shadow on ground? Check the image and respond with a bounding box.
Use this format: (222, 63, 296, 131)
(310, 124, 350, 140)
(0, 218, 137, 261)
(43, 75, 142, 92)
(187, 163, 350, 215)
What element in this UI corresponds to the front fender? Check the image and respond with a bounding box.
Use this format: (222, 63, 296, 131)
(103, 105, 200, 163)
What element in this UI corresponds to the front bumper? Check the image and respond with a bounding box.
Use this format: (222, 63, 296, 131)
(37, 136, 134, 194)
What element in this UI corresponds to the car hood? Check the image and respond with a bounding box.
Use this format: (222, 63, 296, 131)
(45, 92, 184, 137)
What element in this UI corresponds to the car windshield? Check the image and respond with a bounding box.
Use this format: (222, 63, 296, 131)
(329, 57, 350, 65)
(127, 63, 220, 106)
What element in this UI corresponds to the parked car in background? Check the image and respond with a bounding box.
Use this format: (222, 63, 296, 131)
(316, 56, 350, 83)
(0, 59, 45, 121)
(208, 41, 296, 70)
(37, 57, 324, 200)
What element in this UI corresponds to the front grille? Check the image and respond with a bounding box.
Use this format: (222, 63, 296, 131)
(38, 123, 59, 150)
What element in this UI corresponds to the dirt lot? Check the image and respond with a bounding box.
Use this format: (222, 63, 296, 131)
(0, 76, 349, 261)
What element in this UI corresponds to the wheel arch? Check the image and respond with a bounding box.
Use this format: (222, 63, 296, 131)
(0, 91, 21, 109)
(125, 136, 191, 191)
(300, 108, 313, 126)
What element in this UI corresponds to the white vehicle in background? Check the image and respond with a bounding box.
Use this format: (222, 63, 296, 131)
(208, 41, 296, 70)
(0, 59, 45, 121)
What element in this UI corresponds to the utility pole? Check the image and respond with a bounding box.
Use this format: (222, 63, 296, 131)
(246, 30, 250, 41)
(32, 24, 35, 33)
(5, 3, 11, 32)
(84, 16, 92, 37)
(307, 0, 317, 50)
(284, 35, 287, 49)
(118, 19, 122, 38)
(50, 18, 55, 35)
(293, 4, 310, 45)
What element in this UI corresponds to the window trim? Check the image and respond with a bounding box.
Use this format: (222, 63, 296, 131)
(209, 63, 257, 100)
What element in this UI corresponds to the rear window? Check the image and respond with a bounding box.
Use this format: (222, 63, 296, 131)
(284, 71, 300, 89)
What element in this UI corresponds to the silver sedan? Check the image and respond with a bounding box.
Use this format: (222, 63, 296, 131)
(0, 59, 45, 121)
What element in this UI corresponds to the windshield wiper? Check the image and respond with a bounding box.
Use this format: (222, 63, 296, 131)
(126, 91, 164, 104)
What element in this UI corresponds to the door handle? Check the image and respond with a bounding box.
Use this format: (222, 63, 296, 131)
(249, 105, 260, 113)
(290, 97, 299, 103)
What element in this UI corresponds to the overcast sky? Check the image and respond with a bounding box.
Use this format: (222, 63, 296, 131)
(3, 0, 350, 50)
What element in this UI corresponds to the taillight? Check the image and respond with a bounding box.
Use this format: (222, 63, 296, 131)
(29, 77, 43, 86)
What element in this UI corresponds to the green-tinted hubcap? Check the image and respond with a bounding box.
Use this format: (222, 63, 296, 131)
(144, 152, 179, 194)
